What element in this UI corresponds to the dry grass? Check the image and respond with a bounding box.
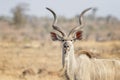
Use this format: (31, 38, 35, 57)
(0, 40, 119, 80)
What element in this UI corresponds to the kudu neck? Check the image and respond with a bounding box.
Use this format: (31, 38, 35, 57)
(62, 42, 77, 71)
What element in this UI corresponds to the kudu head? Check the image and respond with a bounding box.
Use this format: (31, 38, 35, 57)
(46, 7, 92, 67)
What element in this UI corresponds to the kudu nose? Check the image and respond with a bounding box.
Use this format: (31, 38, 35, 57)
(63, 42, 70, 52)
(64, 42, 69, 48)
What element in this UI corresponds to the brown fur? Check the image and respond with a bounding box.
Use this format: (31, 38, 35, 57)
(75, 50, 94, 58)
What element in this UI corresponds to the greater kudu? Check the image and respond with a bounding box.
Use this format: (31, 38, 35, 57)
(46, 7, 120, 80)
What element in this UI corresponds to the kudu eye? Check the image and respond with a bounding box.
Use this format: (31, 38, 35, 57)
(70, 39, 74, 42)
(62, 39, 65, 42)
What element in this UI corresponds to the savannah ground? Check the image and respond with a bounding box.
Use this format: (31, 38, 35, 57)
(0, 19, 119, 80)
(0, 40, 120, 80)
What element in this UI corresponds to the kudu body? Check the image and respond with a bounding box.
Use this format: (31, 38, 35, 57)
(46, 7, 120, 80)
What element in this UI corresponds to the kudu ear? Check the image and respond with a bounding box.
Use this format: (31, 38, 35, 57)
(74, 31, 83, 40)
(50, 32, 63, 41)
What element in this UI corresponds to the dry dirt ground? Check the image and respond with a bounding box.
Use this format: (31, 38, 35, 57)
(0, 40, 120, 80)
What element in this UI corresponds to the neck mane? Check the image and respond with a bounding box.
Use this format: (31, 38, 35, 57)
(62, 44, 77, 79)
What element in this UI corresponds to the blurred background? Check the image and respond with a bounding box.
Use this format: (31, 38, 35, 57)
(0, 0, 120, 80)
(0, 0, 119, 41)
